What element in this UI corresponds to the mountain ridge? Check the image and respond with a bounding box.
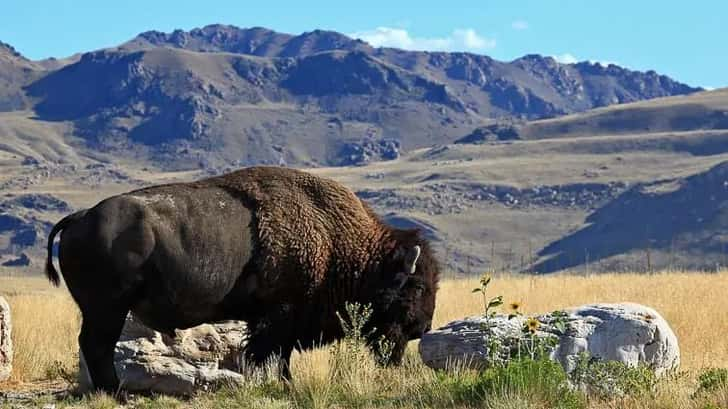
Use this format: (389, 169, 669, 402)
(0, 24, 701, 170)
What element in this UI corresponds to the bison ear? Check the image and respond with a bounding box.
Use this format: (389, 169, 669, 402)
(404, 245, 421, 275)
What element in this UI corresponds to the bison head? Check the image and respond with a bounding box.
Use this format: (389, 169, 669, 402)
(366, 230, 440, 364)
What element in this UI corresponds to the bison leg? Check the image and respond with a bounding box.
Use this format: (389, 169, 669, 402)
(243, 316, 296, 379)
(78, 304, 129, 395)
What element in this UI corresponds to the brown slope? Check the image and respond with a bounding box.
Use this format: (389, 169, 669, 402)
(533, 161, 728, 273)
(520, 88, 728, 140)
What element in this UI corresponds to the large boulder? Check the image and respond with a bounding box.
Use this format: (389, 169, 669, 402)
(79, 314, 247, 396)
(0, 296, 11, 382)
(420, 303, 679, 376)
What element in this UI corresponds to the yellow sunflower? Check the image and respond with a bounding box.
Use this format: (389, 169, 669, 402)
(508, 301, 522, 312)
(525, 317, 540, 334)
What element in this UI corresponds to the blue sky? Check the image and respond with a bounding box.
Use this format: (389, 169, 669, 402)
(1, 0, 724, 88)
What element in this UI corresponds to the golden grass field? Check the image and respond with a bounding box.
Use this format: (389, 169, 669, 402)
(1, 271, 727, 385)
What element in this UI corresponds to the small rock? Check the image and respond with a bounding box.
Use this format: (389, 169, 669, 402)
(0, 296, 12, 382)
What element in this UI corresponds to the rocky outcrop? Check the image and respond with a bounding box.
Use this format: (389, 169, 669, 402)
(419, 303, 679, 376)
(126, 25, 372, 58)
(0, 296, 12, 382)
(455, 123, 521, 144)
(337, 138, 401, 166)
(78, 315, 247, 396)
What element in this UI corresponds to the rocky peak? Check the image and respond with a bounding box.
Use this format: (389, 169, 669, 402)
(512, 54, 565, 75)
(130, 25, 371, 58)
(132, 25, 292, 56)
(279, 29, 370, 57)
(0, 41, 23, 59)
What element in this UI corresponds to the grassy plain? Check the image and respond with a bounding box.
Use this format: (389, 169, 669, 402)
(1, 272, 727, 408)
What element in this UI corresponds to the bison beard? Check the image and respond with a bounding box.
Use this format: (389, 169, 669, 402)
(45, 166, 440, 394)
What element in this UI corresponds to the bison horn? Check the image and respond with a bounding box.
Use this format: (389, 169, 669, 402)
(405, 245, 421, 275)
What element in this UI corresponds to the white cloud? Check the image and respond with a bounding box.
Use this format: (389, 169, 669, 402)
(553, 53, 578, 64)
(349, 27, 496, 52)
(511, 20, 529, 30)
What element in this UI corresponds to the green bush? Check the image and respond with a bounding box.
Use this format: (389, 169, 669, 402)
(570, 353, 657, 399)
(696, 368, 728, 394)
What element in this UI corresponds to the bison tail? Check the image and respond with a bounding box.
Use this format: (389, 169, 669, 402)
(45, 210, 87, 287)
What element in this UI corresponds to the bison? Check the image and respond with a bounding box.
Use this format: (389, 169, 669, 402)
(45, 166, 440, 394)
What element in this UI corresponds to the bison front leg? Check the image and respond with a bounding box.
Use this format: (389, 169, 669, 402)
(243, 314, 296, 380)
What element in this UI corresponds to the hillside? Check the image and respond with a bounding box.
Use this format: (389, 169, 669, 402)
(0, 24, 701, 170)
(458, 88, 728, 144)
(533, 161, 728, 273)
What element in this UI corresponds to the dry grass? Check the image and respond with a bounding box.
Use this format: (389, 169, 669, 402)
(1, 271, 727, 408)
(0, 276, 80, 386)
(2, 271, 727, 384)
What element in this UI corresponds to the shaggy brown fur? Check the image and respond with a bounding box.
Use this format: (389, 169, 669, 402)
(208, 166, 406, 295)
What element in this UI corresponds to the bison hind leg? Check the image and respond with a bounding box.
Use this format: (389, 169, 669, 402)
(78, 300, 130, 396)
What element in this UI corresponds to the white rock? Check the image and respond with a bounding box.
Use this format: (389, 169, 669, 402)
(79, 314, 247, 395)
(419, 303, 679, 376)
(0, 296, 12, 382)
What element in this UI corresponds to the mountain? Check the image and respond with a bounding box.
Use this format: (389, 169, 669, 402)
(25, 47, 471, 169)
(0, 24, 700, 170)
(120, 25, 699, 117)
(0, 41, 46, 111)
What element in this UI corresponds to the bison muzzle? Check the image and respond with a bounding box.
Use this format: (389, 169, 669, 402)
(45, 166, 440, 394)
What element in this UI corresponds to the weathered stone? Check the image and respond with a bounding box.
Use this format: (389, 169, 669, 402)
(419, 303, 679, 376)
(337, 138, 401, 166)
(0, 296, 12, 382)
(79, 314, 247, 395)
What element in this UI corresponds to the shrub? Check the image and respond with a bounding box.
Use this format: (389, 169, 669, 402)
(436, 357, 585, 408)
(696, 368, 728, 394)
(570, 353, 657, 399)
